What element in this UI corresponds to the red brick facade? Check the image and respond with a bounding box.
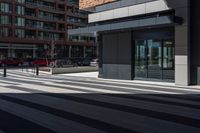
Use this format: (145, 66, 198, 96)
(80, 0, 115, 9)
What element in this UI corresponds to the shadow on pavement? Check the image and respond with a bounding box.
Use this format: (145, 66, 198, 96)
(0, 93, 199, 133)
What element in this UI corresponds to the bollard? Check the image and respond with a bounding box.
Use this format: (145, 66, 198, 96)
(36, 65, 39, 76)
(26, 65, 28, 72)
(3, 64, 7, 77)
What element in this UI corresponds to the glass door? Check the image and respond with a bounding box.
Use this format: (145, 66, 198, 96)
(135, 40, 147, 79)
(162, 40, 175, 80)
(147, 40, 162, 79)
(134, 39, 174, 81)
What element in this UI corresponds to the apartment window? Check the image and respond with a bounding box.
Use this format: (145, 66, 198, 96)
(67, 25, 73, 29)
(71, 46, 84, 58)
(16, 17, 25, 26)
(25, 30, 35, 39)
(37, 21, 44, 29)
(16, 0, 25, 4)
(85, 46, 95, 58)
(67, 0, 79, 4)
(16, 6, 25, 15)
(15, 29, 25, 38)
(0, 27, 12, 37)
(0, 15, 12, 25)
(0, 3, 12, 13)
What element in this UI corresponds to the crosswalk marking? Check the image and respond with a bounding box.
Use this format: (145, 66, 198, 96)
(0, 69, 200, 133)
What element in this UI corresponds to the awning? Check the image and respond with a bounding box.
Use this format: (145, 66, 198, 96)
(68, 15, 183, 36)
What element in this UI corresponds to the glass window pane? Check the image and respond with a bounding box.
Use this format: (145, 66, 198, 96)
(162, 39, 175, 80)
(135, 40, 147, 78)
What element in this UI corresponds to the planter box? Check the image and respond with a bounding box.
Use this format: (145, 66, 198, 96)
(40, 66, 98, 75)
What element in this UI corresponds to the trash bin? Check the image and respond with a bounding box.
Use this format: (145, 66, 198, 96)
(198, 67, 200, 85)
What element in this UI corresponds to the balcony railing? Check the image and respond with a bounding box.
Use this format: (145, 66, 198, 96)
(67, 11, 88, 18)
(67, 20, 87, 26)
(24, 2, 65, 13)
(38, 15, 64, 21)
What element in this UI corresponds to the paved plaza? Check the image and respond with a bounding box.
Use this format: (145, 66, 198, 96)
(0, 69, 200, 133)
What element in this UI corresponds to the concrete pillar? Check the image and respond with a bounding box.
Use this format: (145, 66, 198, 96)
(83, 46, 86, 58)
(8, 44, 12, 58)
(11, 49, 15, 58)
(33, 48, 36, 58)
(69, 46, 72, 58)
(174, 0, 190, 86)
(7, 49, 11, 58)
(78, 36, 81, 41)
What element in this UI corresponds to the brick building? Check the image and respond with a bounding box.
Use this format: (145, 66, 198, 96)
(79, 0, 114, 9)
(0, 0, 96, 60)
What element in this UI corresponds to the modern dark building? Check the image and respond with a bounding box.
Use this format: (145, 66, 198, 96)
(69, 0, 200, 86)
(0, 0, 96, 60)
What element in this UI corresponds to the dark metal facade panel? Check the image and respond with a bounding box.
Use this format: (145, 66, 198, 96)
(132, 27, 174, 40)
(102, 31, 132, 65)
(190, 0, 200, 84)
(68, 15, 175, 35)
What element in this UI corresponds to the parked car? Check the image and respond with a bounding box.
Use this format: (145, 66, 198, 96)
(55, 59, 73, 68)
(0, 60, 3, 66)
(1, 58, 24, 66)
(22, 58, 34, 66)
(32, 59, 54, 66)
(90, 59, 98, 67)
(77, 59, 91, 66)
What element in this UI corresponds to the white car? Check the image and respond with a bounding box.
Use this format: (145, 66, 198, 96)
(90, 59, 98, 67)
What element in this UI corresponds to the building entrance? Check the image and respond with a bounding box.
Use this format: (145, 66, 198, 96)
(135, 39, 174, 81)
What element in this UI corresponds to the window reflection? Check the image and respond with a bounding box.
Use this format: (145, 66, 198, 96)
(135, 39, 174, 81)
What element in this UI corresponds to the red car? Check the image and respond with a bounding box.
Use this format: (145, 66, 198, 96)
(32, 59, 54, 66)
(1, 58, 23, 66)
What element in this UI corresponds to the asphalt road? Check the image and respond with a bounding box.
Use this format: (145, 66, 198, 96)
(0, 69, 200, 133)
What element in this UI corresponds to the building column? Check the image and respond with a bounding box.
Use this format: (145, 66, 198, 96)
(175, 1, 190, 86)
(69, 46, 72, 58)
(83, 46, 86, 58)
(11, 49, 15, 58)
(8, 45, 12, 58)
(8, 49, 15, 58)
(8, 49, 11, 58)
(33, 47, 36, 58)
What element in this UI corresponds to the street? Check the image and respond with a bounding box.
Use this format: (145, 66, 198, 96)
(0, 69, 200, 133)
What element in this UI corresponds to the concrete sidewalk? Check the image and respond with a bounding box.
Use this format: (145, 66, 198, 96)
(60, 71, 200, 90)
(61, 72, 99, 78)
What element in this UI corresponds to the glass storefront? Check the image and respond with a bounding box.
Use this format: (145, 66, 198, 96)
(135, 39, 174, 81)
(71, 46, 84, 58)
(15, 49, 33, 58)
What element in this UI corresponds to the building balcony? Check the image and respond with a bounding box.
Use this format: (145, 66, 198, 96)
(0, 0, 12, 3)
(68, 38, 95, 44)
(67, 20, 87, 27)
(38, 15, 65, 22)
(24, 2, 65, 14)
(38, 36, 65, 41)
(67, 11, 88, 18)
(0, 36, 66, 44)
(15, 25, 66, 33)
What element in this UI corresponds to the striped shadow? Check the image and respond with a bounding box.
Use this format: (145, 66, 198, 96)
(0, 108, 55, 133)
(0, 94, 138, 133)
(2, 86, 200, 132)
